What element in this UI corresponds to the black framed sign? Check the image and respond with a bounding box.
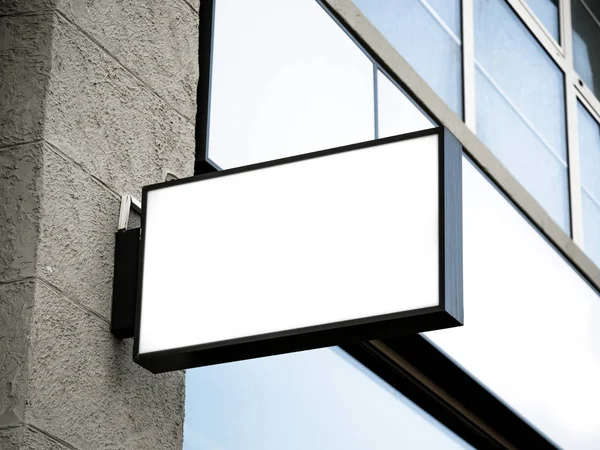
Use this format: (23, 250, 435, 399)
(134, 127, 463, 373)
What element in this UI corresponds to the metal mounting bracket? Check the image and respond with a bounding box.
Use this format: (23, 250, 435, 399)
(111, 195, 142, 338)
(117, 194, 142, 231)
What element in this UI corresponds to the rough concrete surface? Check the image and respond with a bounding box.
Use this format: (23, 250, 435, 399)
(0, 144, 42, 282)
(0, 14, 52, 147)
(0, 0, 54, 14)
(0, 426, 23, 450)
(20, 426, 72, 450)
(26, 281, 185, 450)
(55, 0, 199, 119)
(0, 425, 73, 450)
(0, 2, 199, 127)
(0, 281, 35, 426)
(0, 0, 196, 447)
(44, 13, 195, 198)
(36, 143, 119, 320)
(188, 0, 200, 13)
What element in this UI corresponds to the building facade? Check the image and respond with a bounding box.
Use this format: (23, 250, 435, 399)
(2, 0, 600, 449)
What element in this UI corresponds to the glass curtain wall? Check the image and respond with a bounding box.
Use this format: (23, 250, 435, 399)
(207, 0, 374, 169)
(577, 101, 600, 267)
(524, 0, 560, 40)
(474, 0, 569, 233)
(184, 348, 473, 449)
(207, 0, 435, 170)
(353, 0, 463, 118)
(351, 0, 600, 267)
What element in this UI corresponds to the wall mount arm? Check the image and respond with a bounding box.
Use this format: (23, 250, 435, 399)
(112, 195, 142, 338)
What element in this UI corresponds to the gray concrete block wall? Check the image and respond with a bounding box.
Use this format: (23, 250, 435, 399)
(0, 426, 23, 450)
(54, 0, 200, 119)
(0, 14, 52, 147)
(0, 144, 42, 282)
(0, 424, 73, 450)
(26, 280, 184, 450)
(43, 12, 195, 198)
(0, 0, 199, 120)
(0, 281, 35, 427)
(36, 143, 120, 320)
(0, 0, 198, 448)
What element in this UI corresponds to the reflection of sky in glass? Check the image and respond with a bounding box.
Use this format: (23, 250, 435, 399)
(426, 158, 600, 450)
(524, 0, 559, 40)
(377, 70, 434, 138)
(183, 348, 473, 450)
(353, 0, 463, 118)
(208, 0, 374, 169)
(474, 0, 569, 233)
(577, 102, 600, 268)
(208, 0, 436, 170)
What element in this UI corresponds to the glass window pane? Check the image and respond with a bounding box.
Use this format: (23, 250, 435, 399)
(208, 0, 374, 169)
(426, 158, 600, 450)
(183, 348, 473, 450)
(377, 70, 434, 138)
(573, 0, 600, 100)
(353, 0, 463, 118)
(582, 193, 600, 269)
(474, 0, 570, 233)
(424, 0, 461, 36)
(577, 101, 600, 267)
(524, 0, 559, 40)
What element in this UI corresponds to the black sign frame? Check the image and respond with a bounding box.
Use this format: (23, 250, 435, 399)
(134, 127, 463, 373)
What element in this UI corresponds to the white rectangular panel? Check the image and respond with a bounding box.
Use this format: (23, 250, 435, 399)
(135, 129, 462, 371)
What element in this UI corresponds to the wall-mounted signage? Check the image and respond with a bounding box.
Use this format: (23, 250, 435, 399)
(134, 127, 463, 373)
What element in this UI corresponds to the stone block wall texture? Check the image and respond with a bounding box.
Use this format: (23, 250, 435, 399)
(0, 0, 198, 448)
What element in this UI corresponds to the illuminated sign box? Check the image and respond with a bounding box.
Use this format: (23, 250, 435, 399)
(134, 127, 463, 373)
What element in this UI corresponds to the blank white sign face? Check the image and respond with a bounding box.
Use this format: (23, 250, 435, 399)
(138, 134, 442, 360)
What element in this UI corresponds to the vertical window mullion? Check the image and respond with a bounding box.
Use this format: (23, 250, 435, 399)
(462, 0, 476, 132)
(562, 0, 586, 246)
(373, 62, 379, 139)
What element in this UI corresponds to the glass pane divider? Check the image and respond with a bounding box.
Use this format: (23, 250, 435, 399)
(505, 0, 566, 70)
(566, 83, 585, 246)
(462, 0, 476, 131)
(583, 185, 600, 211)
(373, 62, 379, 139)
(562, 0, 586, 247)
(475, 61, 567, 168)
(417, 0, 462, 44)
(559, 0, 570, 57)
